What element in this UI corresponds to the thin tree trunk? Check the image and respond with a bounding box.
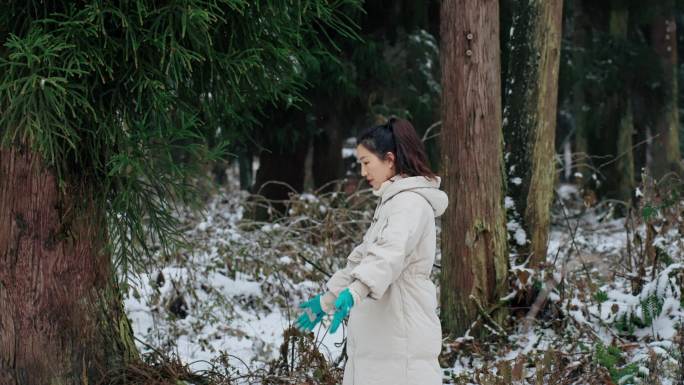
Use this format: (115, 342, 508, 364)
(0, 145, 137, 385)
(603, 3, 635, 206)
(207, 130, 228, 186)
(650, 0, 683, 180)
(313, 114, 345, 192)
(571, 0, 590, 180)
(238, 147, 254, 191)
(439, 0, 509, 336)
(615, 99, 635, 202)
(503, 0, 563, 269)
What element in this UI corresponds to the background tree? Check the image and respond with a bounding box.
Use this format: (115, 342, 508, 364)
(567, 0, 592, 180)
(502, 0, 563, 274)
(560, 1, 673, 207)
(603, 0, 637, 206)
(439, 0, 509, 336)
(649, 0, 683, 180)
(0, 1, 359, 383)
(248, 0, 442, 216)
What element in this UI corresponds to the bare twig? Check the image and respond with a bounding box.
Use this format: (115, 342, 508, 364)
(470, 294, 506, 337)
(421, 120, 441, 142)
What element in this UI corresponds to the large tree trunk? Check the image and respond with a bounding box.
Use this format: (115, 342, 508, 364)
(649, 1, 683, 180)
(503, 0, 563, 270)
(439, 0, 509, 336)
(0, 145, 137, 385)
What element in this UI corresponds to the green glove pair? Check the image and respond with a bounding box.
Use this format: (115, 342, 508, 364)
(296, 289, 355, 334)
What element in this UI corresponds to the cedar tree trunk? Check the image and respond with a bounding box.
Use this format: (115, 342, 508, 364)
(439, 0, 509, 336)
(0, 145, 137, 385)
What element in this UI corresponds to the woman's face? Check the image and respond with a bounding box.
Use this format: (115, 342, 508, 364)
(356, 144, 396, 190)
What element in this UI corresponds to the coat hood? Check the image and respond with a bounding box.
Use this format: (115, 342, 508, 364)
(372, 174, 449, 217)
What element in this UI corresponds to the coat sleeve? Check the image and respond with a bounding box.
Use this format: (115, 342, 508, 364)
(349, 193, 430, 300)
(325, 241, 366, 296)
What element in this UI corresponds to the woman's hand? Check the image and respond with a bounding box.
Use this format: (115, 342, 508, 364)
(330, 288, 355, 333)
(296, 294, 325, 332)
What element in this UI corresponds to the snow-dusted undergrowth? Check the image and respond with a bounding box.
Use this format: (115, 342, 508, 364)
(444, 183, 684, 384)
(124, 169, 684, 384)
(124, 167, 374, 383)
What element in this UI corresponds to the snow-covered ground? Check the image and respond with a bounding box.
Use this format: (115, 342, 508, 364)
(123, 165, 368, 382)
(123, 171, 684, 384)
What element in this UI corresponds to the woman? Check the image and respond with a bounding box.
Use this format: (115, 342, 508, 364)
(296, 117, 448, 385)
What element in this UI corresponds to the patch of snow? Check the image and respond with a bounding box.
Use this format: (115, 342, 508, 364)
(514, 228, 527, 246)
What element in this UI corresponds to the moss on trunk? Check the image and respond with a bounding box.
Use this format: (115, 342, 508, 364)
(503, 0, 564, 269)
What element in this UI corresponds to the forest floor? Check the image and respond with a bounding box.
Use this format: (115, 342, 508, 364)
(123, 166, 684, 385)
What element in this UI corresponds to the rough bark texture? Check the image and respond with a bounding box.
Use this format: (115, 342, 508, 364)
(503, 0, 563, 269)
(439, 0, 509, 336)
(649, 1, 683, 180)
(0, 145, 137, 385)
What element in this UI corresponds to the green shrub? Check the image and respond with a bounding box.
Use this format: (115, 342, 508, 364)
(595, 343, 640, 384)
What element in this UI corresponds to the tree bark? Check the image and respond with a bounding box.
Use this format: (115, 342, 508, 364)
(649, 0, 683, 180)
(503, 0, 563, 269)
(439, 0, 509, 336)
(0, 145, 137, 385)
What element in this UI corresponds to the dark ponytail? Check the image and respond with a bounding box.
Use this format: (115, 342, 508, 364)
(356, 117, 437, 180)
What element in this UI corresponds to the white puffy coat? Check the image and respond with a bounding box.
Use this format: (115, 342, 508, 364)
(325, 174, 448, 385)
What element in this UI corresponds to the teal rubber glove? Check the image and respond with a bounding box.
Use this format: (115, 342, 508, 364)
(296, 294, 325, 332)
(330, 288, 354, 334)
